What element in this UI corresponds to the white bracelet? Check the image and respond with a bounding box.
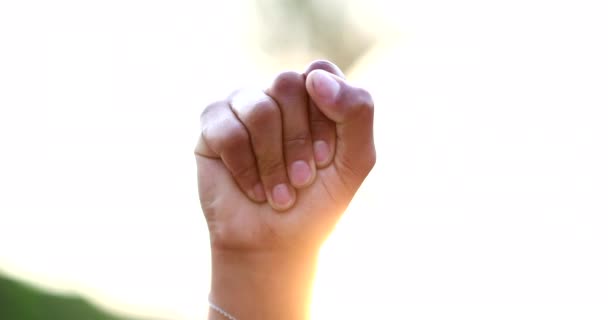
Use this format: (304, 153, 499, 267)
(208, 297, 238, 320)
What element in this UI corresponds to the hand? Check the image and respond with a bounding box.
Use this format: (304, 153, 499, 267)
(195, 60, 375, 320)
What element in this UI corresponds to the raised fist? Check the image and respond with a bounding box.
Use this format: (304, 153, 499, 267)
(195, 60, 375, 253)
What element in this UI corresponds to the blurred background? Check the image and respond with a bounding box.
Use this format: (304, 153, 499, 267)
(1, 0, 607, 319)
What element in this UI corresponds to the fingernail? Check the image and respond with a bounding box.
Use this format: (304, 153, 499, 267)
(311, 71, 340, 101)
(290, 160, 312, 187)
(251, 183, 266, 201)
(314, 140, 330, 165)
(272, 183, 293, 209)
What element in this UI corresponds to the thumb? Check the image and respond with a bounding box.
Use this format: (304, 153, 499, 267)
(305, 70, 376, 190)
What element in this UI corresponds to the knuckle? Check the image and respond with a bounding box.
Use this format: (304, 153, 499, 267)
(218, 121, 249, 152)
(257, 158, 285, 178)
(283, 131, 311, 148)
(284, 131, 311, 150)
(242, 97, 280, 127)
(199, 101, 248, 156)
(232, 162, 258, 181)
(271, 71, 303, 93)
(199, 100, 225, 124)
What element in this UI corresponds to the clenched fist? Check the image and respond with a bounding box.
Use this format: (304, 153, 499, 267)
(195, 60, 375, 320)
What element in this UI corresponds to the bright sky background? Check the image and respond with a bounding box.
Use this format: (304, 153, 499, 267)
(1, 0, 607, 319)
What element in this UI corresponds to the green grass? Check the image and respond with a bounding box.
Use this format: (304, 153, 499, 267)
(0, 273, 126, 320)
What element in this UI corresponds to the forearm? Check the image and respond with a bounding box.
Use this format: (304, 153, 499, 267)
(208, 248, 319, 320)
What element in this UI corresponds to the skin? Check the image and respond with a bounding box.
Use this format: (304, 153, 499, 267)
(195, 60, 375, 320)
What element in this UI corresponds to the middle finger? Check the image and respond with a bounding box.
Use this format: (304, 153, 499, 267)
(230, 89, 296, 211)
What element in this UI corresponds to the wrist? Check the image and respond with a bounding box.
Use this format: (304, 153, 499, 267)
(209, 247, 319, 320)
